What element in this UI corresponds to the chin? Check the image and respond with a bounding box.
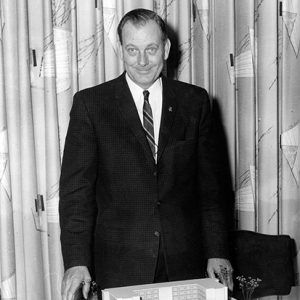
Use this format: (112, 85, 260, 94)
(134, 78, 154, 88)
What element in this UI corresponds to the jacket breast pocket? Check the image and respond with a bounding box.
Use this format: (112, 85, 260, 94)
(170, 138, 197, 149)
(165, 139, 197, 166)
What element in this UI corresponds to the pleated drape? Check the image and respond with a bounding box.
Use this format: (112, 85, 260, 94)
(0, 0, 299, 299)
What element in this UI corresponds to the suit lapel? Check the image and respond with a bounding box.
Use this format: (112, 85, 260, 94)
(157, 76, 177, 162)
(114, 73, 155, 162)
(113, 73, 178, 164)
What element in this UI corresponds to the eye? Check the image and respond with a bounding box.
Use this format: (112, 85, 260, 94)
(126, 47, 138, 55)
(146, 47, 158, 55)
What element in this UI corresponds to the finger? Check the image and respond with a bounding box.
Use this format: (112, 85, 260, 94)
(228, 281, 233, 291)
(82, 280, 91, 299)
(62, 279, 73, 300)
(206, 266, 216, 279)
(218, 268, 234, 290)
(218, 273, 227, 287)
(227, 275, 234, 291)
(61, 282, 67, 300)
(61, 275, 71, 300)
(67, 279, 82, 300)
(220, 276, 233, 291)
(62, 272, 76, 300)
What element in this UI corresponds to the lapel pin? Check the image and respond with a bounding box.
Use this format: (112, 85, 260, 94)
(168, 106, 173, 112)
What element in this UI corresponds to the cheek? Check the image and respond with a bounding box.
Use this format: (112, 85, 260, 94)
(123, 55, 137, 66)
(152, 53, 164, 64)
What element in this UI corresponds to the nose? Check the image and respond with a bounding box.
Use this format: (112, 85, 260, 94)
(138, 51, 149, 66)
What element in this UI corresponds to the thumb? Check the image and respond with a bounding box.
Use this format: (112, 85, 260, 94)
(206, 264, 216, 279)
(82, 280, 91, 299)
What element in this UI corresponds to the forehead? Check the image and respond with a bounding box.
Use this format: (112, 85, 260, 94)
(121, 20, 163, 45)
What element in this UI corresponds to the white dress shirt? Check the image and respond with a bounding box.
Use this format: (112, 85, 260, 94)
(126, 73, 163, 160)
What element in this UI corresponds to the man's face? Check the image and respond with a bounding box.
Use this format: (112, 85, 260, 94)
(119, 20, 171, 89)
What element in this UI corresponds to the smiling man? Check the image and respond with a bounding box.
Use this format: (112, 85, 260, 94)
(118, 16, 170, 90)
(59, 8, 233, 300)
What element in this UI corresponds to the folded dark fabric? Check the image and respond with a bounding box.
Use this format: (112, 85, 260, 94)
(230, 230, 296, 299)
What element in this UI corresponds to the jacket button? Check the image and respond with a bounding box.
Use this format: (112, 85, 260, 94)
(154, 231, 160, 237)
(153, 171, 157, 177)
(156, 201, 161, 206)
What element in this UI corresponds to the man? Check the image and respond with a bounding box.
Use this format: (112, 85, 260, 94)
(59, 8, 233, 300)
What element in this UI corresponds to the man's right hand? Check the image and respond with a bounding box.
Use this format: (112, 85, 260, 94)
(61, 266, 91, 300)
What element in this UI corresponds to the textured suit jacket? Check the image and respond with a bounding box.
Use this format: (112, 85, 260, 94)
(59, 72, 229, 290)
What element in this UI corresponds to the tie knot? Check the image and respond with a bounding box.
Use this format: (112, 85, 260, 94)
(143, 90, 150, 101)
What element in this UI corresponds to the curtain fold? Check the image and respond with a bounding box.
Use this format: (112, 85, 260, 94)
(0, 0, 299, 299)
(43, 1, 65, 299)
(281, 2, 300, 299)
(256, 0, 279, 234)
(0, 35, 16, 298)
(2, 0, 24, 299)
(18, 0, 45, 299)
(234, 0, 256, 231)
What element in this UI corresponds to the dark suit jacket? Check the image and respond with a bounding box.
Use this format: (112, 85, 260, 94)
(59, 72, 229, 290)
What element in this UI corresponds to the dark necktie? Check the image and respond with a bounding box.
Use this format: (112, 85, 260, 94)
(143, 90, 156, 158)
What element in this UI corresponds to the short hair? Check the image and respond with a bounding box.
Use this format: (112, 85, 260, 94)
(117, 8, 168, 44)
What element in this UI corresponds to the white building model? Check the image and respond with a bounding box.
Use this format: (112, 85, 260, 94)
(102, 278, 228, 300)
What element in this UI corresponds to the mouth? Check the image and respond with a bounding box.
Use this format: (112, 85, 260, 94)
(136, 68, 152, 73)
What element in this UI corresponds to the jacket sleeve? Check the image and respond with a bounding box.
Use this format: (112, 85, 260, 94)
(59, 92, 98, 270)
(197, 89, 230, 259)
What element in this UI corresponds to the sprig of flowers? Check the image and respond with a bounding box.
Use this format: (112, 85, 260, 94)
(236, 275, 262, 300)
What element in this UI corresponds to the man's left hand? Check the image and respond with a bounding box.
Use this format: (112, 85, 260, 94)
(207, 258, 234, 291)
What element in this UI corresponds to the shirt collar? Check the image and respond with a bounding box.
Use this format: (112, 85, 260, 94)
(125, 73, 162, 101)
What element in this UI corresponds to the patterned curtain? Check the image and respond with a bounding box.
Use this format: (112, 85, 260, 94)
(0, 0, 299, 299)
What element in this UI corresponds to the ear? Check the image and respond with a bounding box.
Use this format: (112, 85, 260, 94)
(163, 38, 171, 60)
(117, 35, 124, 61)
